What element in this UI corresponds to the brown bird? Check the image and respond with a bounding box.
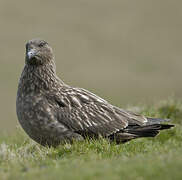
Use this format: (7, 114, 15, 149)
(16, 39, 174, 147)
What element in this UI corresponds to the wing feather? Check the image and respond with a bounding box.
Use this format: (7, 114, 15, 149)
(53, 88, 129, 137)
(50, 87, 149, 137)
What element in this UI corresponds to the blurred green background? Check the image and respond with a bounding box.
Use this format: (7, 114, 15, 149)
(0, 0, 182, 132)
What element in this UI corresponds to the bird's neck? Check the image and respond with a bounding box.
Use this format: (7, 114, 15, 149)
(18, 62, 65, 95)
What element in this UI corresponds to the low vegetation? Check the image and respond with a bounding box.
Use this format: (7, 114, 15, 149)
(0, 99, 182, 180)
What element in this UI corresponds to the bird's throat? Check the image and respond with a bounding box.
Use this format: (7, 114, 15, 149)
(18, 63, 61, 95)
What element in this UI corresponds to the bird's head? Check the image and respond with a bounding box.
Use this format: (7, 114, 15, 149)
(25, 39, 54, 65)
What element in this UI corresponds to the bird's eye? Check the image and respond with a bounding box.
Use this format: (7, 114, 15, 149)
(38, 42, 46, 48)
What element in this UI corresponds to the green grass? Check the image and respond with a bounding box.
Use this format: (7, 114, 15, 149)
(0, 99, 182, 180)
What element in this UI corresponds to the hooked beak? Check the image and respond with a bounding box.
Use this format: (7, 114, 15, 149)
(27, 49, 37, 60)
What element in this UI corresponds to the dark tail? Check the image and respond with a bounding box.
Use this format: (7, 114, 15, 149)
(110, 118, 174, 143)
(125, 124, 174, 137)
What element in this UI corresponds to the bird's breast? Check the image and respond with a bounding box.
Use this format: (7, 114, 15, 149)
(17, 93, 54, 132)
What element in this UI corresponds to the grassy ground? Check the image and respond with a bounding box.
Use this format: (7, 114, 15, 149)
(0, 99, 182, 180)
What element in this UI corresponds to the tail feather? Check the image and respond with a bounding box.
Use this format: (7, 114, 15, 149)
(127, 124, 174, 131)
(110, 123, 174, 144)
(126, 124, 174, 136)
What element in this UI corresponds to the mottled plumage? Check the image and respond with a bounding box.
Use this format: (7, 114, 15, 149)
(16, 39, 174, 147)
